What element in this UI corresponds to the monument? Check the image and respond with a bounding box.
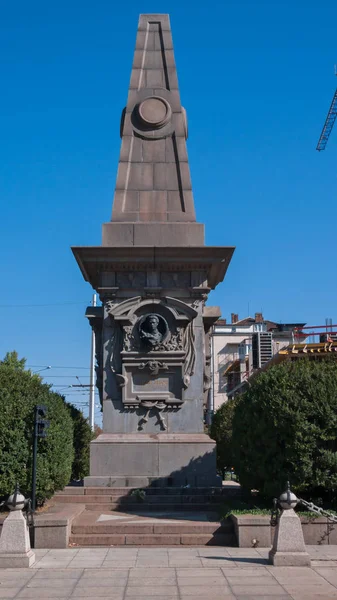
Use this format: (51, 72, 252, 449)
(72, 14, 234, 488)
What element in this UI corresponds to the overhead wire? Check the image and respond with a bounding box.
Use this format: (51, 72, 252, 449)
(0, 302, 88, 308)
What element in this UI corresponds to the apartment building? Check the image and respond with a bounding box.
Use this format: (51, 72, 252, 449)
(209, 313, 306, 411)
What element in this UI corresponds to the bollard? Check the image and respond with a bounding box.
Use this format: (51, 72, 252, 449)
(269, 482, 311, 567)
(0, 484, 35, 567)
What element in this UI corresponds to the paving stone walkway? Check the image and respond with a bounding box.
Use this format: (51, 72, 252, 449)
(1, 546, 337, 599)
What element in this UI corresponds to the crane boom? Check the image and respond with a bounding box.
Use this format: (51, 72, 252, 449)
(316, 87, 337, 151)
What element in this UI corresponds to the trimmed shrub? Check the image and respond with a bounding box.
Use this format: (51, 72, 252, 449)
(0, 352, 74, 504)
(210, 399, 239, 475)
(67, 404, 94, 481)
(232, 358, 337, 500)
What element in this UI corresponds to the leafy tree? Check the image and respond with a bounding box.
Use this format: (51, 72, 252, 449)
(1, 351, 27, 371)
(0, 352, 74, 504)
(210, 399, 239, 476)
(232, 358, 337, 500)
(67, 404, 94, 480)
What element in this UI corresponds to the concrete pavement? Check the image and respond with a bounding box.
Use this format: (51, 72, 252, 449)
(1, 546, 337, 599)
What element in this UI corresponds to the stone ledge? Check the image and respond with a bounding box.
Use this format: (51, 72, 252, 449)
(231, 514, 272, 548)
(34, 503, 85, 549)
(231, 513, 337, 547)
(91, 433, 214, 443)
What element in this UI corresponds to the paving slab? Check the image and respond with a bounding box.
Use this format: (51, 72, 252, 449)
(178, 585, 233, 596)
(81, 568, 129, 578)
(178, 575, 226, 585)
(1, 546, 337, 600)
(313, 566, 337, 586)
(72, 589, 125, 598)
(76, 576, 128, 586)
(25, 579, 77, 588)
(235, 597, 291, 600)
(128, 575, 177, 585)
(222, 567, 271, 576)
(0, 589, 22, 599)
(226, 576, 281, 586)
(125, 587, 178, 597)
(33, 569, 83, 578)
(230, 586, 288, 596)
(169, 558, 203, 567)
(17, 590, 71, 598)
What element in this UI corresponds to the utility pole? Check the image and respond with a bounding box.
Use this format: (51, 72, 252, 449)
(89, 293, 97, 431)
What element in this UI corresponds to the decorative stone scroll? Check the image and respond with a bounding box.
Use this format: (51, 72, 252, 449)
(183, 321, 195, 389)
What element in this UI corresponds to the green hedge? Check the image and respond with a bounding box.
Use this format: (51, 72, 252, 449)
(0, 352, 74, 504)
(210, 398, 239, 475)
(67, 404, 94, 481)
(232, 358, 337, 500)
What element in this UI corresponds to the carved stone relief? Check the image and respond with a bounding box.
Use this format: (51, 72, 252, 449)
(109, 322, 123, 379)
(138, 314, 169, 349)
(138, 360, 168, 376)
(106, 298, 197, 429)
(123, 325, 134, 352)
(93, 325, 103, 408)
(138, 402, 167, 431)
(158, 327, 184, 351)
(183, 321, 195, 389)
(105, 298, 117, 313)
(204, 351, 211, 394)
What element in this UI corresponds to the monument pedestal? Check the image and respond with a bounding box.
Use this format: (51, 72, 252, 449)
(84, 433, 221, 487)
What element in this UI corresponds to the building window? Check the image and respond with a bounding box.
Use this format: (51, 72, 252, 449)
(253, 323, 266, 333)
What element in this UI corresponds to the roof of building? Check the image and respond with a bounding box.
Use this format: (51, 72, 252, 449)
(215, 316, 306, 331)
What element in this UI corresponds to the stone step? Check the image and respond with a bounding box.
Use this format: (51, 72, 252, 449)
(69, 532, 234, 546)
(53, 494, 223, 505)
(57, 486, 228, 496)
(83, 503, 220, 511)
(72, 522, 231, 535)
(69, 509, 235, 547)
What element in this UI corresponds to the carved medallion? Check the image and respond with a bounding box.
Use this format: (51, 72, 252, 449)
(138, 313, 169, 349)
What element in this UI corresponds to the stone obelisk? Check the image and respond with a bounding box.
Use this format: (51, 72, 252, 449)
(72, 14, 234, 487)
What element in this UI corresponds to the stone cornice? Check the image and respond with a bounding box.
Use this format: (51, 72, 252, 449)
(71, 245, 235, 290)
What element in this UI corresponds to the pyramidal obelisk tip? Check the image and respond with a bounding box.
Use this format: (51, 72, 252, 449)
(102, 13, 204, 246)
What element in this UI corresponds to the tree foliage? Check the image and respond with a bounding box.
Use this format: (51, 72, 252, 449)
(0, 352, 74, 504)
(210, 399, 239, 475)
(232, 358, 337, 499)
(67, 404, 94, 480)
(1, 351, 26, 371)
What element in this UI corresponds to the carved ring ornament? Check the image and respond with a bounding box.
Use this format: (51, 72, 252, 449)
(137, 96, 172, 129)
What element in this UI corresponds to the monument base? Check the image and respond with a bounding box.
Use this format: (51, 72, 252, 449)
(0, 551, 35, 568)
(269, 550, 311, 567)
(84, 433, 221, 488)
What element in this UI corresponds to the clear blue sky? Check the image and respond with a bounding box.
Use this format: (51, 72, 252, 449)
(1, 1, 337, 420)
